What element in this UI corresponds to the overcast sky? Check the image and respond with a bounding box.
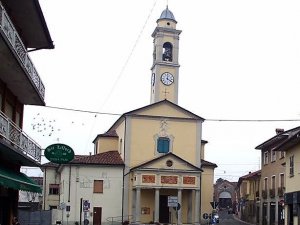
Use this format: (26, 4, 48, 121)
(23, 0, 300, 181)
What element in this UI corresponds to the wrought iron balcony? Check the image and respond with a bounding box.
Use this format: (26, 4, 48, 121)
(278, 187, 285, 197)
(0, 3, 45, 100)
(262, 190, 267, 199)
(0, 111, 41, 163)
(269, 188, 275, 198)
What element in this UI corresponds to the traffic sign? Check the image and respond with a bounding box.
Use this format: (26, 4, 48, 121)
(168, 196, 178, 207)
(210, 201, 219, 209)
(173, 203, 181, 211)
(83, 200, 90, 212)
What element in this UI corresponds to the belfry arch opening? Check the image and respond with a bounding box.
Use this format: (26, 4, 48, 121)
(162, 42, 173, 62)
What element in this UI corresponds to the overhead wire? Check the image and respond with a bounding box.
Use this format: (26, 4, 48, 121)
(83, 0, 158, 152)
(41, 105, 300, 122)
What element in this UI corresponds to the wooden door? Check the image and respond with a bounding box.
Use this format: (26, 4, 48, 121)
(93, 207, 102, 225)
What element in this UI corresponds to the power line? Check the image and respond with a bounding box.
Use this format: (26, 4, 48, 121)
(41, 105, 300, 122)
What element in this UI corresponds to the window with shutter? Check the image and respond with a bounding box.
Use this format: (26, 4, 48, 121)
(94, 180, 103, 193)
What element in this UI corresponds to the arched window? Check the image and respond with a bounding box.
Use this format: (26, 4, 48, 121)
(162, 42, 173, 62)
(157, 137, 170, 153)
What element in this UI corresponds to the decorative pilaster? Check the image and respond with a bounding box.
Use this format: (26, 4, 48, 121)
(194, 190, 200, 225)
(155, 188, 160, 222)
(135, 188, 141, 223)
(178, 189, 182, 225)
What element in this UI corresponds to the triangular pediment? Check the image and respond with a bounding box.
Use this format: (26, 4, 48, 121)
(125, 100, 204, 120)
(131, 153, 202, 172)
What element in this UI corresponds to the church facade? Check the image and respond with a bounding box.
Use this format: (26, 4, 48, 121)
(93, 7, 217, 225)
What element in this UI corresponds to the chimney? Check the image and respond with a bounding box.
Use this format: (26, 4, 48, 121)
(276, 128, 284, 134)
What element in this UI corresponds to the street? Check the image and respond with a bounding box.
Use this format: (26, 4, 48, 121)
(216, 210, 251, 225)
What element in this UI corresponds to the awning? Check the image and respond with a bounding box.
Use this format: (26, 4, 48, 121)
(0, 166, 42, 193)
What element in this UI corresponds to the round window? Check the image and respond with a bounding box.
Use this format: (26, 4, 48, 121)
(166, 160, 173, 167)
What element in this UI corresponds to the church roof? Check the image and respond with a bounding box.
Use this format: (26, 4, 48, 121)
(201, 159, 218, 168)
(92, 130, 118, 143)
(158, 6, 177, 23)
(104, 99, 205, 134)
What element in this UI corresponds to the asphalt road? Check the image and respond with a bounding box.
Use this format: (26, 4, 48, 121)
(214, 210, 251, 225)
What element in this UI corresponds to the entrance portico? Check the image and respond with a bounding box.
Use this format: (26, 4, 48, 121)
(129, 153, 202, 225)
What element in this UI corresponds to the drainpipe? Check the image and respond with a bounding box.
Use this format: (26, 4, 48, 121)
(43, 168, 47, 210)
(68, 165, 71, 202)
(121, 117, 127, 225)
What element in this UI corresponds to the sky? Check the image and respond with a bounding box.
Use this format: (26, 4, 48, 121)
(22, 0, 300, 181)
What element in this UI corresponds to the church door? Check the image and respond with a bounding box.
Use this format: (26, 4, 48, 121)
(159, 195, 169, 223)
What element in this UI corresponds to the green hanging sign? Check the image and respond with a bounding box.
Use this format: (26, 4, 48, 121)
(45, 143, 74, 164)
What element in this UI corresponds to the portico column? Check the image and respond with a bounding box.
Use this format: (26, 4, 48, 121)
(135, 187, 141, 223)
(155, 188, 160, 222)
(194, 189, 200, 225)
(178, 189, 182, 225)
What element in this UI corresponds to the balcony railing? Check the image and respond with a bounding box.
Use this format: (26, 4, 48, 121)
(278, 187, 285, 197)
(269, 188, 275, 198)
(0, 3, 45, 99)
(256, 191, 259, 198)
(262, 190, 267, 199)
(0, 111, 41, 163)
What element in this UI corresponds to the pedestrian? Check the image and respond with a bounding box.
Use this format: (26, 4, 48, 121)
(12, 216, 20, 225)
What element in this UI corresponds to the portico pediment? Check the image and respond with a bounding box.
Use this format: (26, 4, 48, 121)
(130, 153, 201, 189)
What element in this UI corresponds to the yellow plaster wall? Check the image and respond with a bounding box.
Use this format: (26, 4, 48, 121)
(140, 189, 155, 223)
(201, 167, 214, 218)
(136, 104, 193, 118)
(96, 137, 118, 154)
(115, 120, 126, 157)
(129, 117, 198, 167)
(285, 145, 300, 193)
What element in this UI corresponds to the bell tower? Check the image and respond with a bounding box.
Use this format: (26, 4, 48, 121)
(150, 6, 181, 104)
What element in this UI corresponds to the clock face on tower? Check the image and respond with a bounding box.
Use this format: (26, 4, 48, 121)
(161, 72, 174, 86)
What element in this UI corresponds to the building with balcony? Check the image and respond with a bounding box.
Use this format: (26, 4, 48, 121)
(0, 0, 53, 224)
(236, 170, 261, 224)
(255, 129, 286, 225)
(260, 126, 300, 225)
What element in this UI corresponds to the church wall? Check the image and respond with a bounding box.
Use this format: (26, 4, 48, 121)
(201, 167, 215, 223)
(128, 117, 198, 167)
(140, 189, 155, 223)
(96, 137, 118, 154)
(114, 120, 126, 158)
(137, 104, 191, 118)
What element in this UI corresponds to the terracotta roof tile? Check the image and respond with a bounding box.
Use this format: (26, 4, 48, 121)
(70, 151, 124, 165)
(42, 152, 124, 167)
(201, 159, 218, 168)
